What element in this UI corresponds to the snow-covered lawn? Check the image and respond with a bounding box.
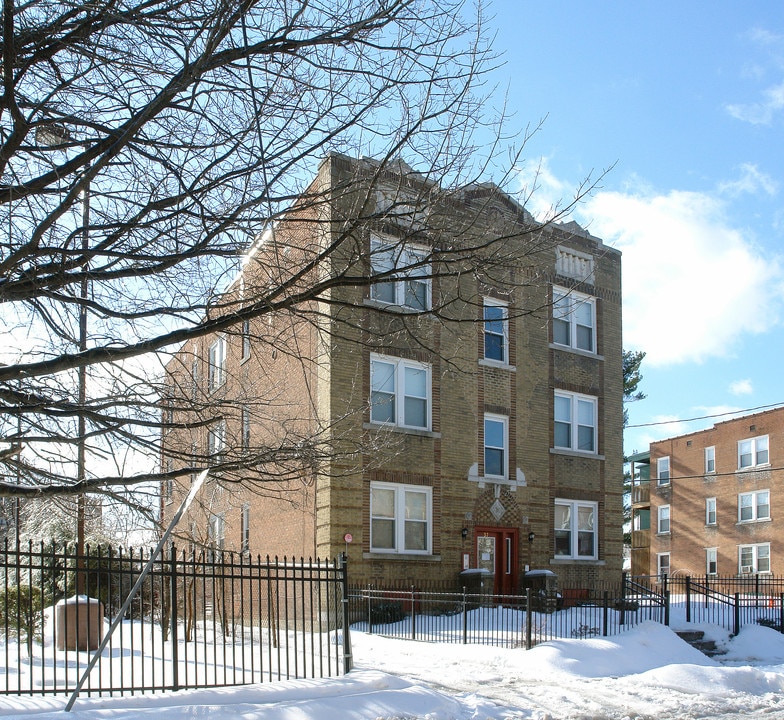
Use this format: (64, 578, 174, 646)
(4, 617, 784, 719)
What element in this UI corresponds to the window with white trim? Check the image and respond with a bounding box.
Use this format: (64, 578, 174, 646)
(552, 287, 596, 353)
(241, 504, 250, 553)
(706, 547, 718, 576)
(370, 355, 431, 430)
(738, 435, 769, 469)
(207, 420, 225, 462)
(241, 319, 251, 361)
(370, 236, 430, 310)
(208, 337, 226, 392)
(657, 552, 670, 578)
(554, 392, 597, 453)
(656, 456, 670, 485)
(705, 446, 715, 474)
(241, 405, 251, 451)
(370, 482, 432, 554)
(191, 353, 199, 401)
(164, 459, 174, 504)
(738, 490, 770, 522)
(208, 513, 225, 561)
(706, 497, 717, 526)
(739, 543, 770, 574)
(484, 414, 508, 480)
(554, 499, 597, 560)
(657, 505, 670, 534)
(483, 298, 509, 364)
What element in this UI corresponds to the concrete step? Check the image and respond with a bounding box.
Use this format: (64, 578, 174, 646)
(676, 630, 724, 657)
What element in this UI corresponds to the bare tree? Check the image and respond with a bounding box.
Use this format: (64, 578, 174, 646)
(0, 0, 601, 514)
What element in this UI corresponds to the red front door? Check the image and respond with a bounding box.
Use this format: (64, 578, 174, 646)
(475, 527, 519, 595)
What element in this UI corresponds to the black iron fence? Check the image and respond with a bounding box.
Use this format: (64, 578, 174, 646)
(636, 574, 784, 635)
(348, 579, 667, 648)
(350, 573, 784, 647)
(0, 540, 351, 697)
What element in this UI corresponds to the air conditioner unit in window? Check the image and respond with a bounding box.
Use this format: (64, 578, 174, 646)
(740, 565, 754, 574)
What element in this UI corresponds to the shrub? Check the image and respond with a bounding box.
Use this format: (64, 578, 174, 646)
(0, 584, 44, 651)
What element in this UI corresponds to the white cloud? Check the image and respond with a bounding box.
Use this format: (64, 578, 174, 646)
(729, 379, 754, 396)
(514, 157, 572, 222)
(726, 81, 784, 125)
(577, 187, 784, 367)
(718, 163, 778, 197)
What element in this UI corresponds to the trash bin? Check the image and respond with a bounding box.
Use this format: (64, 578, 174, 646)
(55, 596, 104, 651)
(460, 568, 494, 606)
(523, 569, 559, 612)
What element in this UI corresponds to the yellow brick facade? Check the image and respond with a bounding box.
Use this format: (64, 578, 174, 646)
(162, 154, 624, 592)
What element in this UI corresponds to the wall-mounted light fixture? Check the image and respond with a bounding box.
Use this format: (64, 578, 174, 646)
(461, 528, 468, 540)
(528, 531, 535, 543)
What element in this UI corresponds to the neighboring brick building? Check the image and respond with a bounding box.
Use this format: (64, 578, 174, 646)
(648, 407, 784, 578)
(161, 154, 624, 592)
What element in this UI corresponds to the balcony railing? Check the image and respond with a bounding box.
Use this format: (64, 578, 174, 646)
(631, 484, 650, 506)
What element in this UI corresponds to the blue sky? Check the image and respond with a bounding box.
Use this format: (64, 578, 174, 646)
(489, 1, 784, 454)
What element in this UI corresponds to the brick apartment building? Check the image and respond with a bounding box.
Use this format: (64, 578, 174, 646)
(641, 407, 784, 578)
(160, 154, 624, 592)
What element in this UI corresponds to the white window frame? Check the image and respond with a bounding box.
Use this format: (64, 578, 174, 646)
(369, 236, 431, 311)
(738, 490, 770, 523)
(657, 504, 671, 534)
(706, 547, 718, 576)
(241, 504, 250, 553)
(554, 499, 598, 560)
(552, 287, 596, 353)
(483, 414, 508, 480)
(208, 336, 227, 392)
(370, 354, 431, 430)
(738, 435, 769, 469)
(554, 391, 597, 454)
(241, 405, 251, 451)
(191, 353, 199, 401)
(705, 446, 715, 474)
(208, 513, 225, 560)
(739, 543, 771, 574)
(657, 552, 670, 579)
(370, 482, 432, 555)
(483, 298, 509, 364)
(207, 420, 226, 462)
(241, 318, 251, 361)
(706, 497, 717, 526)
(656, 456, 670, 486)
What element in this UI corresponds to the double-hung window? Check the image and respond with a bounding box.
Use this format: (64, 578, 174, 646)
(241, 504, 250, 553)
(706, 548, 718, 575)
(739, 543, 770, 574)
(552, 287, 596, 353)
(554, 392, 597, 453)
(657, 457, 670, 486)
(370, 355, 431, 430)
(370, 482, 432, 554)
(657, 505, 671, 534)
(370, 236, 431, 310)
(738, 436, 769, 469)
(483, 298, 509, 364)
(241, 405, 251, 451)
(705, 446, 715, 474)
(738, 490, 770, 522)
(207, 420, 226, 462)
(208, 337, 226, 392)
(657, 553, 670, 579)
(554, 499, 597, 559)
(484, 414, 508, 480)
(706, 497, 717, 526)
(241, 319, 251, 361)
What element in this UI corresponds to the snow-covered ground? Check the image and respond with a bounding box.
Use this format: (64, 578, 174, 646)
(4, 618, 784, 719)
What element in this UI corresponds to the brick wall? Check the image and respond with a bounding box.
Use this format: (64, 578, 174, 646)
(649, 407, 784, 576)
